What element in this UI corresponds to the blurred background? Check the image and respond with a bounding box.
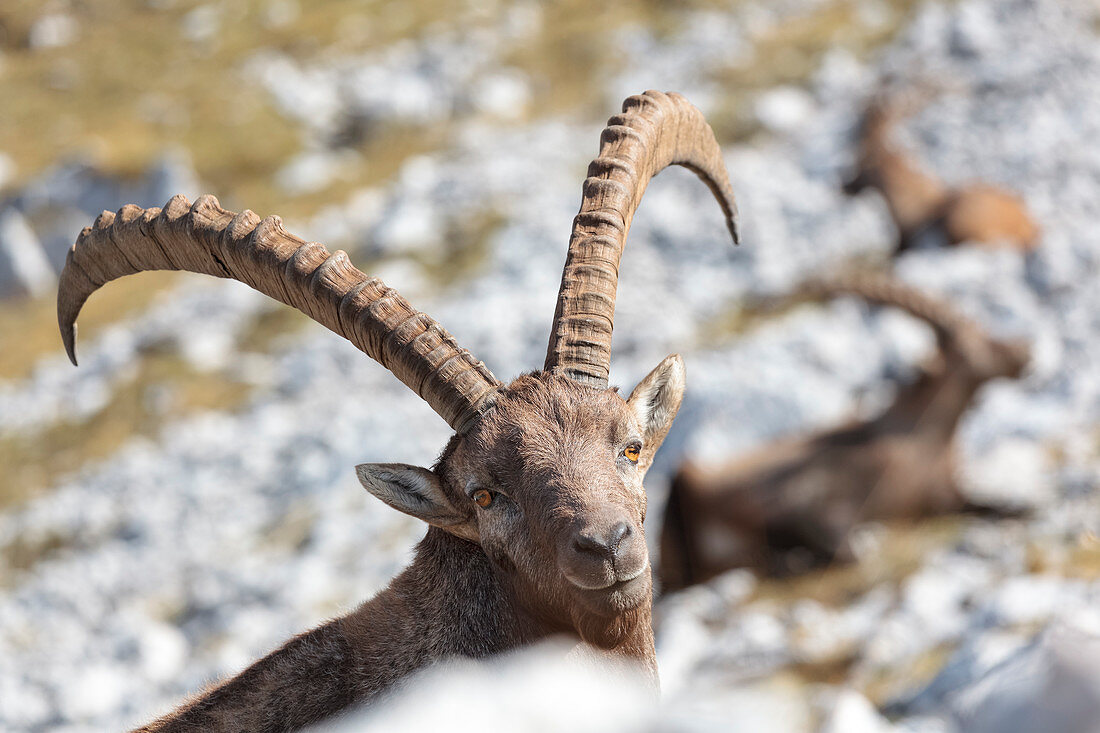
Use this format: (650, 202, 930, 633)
(1, 0, 1099, 730)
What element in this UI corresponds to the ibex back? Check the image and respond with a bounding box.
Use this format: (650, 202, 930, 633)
(57, 91, 740, 731)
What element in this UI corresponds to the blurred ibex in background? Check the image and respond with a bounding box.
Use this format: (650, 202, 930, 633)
(844, 93, 1039, 254)
(58, 91, 739, 732)
(659, 273, 1029, 588)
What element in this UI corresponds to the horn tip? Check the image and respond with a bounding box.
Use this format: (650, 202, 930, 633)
(63, 324, 78, 366)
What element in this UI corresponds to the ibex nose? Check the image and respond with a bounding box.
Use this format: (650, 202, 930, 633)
(572, 521, 631, 559)
(561, 516, 647, 592)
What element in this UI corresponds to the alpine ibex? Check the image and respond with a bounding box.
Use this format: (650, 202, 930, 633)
(844, 93, 1039, 254)
(57, 91, 739, 731)
(659, 272, 1029, 587)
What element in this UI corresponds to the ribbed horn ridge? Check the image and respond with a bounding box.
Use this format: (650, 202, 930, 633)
(544, 90, 740, 387)
(58, 194, 500, 432)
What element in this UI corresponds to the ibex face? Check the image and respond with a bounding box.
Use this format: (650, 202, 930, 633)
(357, 358, 685, 647)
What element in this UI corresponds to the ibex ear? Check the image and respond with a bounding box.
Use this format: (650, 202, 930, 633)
(627, 354, 686, 472)
(355, 463, 478, 541)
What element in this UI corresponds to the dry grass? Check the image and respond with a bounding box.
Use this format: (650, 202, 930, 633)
(862, 642, 954, 706)
(751, 516, 967, 607)
(698, 255, 892, 343)
(503, 0, 679, 118)
(0, 0, 463, 214)
(0, 271, 180, 381)
(0, 0, 448, 383)
(0, 347, 254, 508)
(709, 0, 924, 142)
(1026, 530, 1100, 581)
(414, 207, 506, 286)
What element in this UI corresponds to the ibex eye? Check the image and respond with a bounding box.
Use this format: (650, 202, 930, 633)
(472, 489, 493, 508)
(623, 444, 641, 463)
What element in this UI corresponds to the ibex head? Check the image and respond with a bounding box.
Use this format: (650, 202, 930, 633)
(361, 360, 685, 646)
(946, 325, 1030, 383)
(58, 91, 737, 654)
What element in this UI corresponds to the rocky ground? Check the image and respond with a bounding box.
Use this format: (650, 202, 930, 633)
(1, 0, 1099, 731)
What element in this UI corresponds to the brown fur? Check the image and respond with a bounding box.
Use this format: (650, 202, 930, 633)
(845, 96, 1039, 253)
(659, 291, 1029, 587)
(137, 363, 688, 731)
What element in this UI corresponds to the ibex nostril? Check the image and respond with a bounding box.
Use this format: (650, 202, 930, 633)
(572, 531, 608, 556)
(607, 521, 631, 553)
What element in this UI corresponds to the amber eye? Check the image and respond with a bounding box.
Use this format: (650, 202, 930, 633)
(623, 444, 641, 463)
(473, 489, 493, 508)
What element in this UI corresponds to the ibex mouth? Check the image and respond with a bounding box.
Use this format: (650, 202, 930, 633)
(567, 563, 651, 615)
(562, 556, 649, 591)
(588, 565, 647, 590)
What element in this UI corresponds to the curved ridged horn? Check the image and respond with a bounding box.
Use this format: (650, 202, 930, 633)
(544, 90, 740, 387)
(797, 270, 1031, 377)
(797, 271, 974, 341)
(58, 194, 500, 432)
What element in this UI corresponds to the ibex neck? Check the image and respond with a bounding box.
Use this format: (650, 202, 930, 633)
(138, 530, 655, 732)
(342, 528, 658, 699)
(873, 149, 949, 233)
(877, 369, 979, 440)
(340, 529, 542, 699)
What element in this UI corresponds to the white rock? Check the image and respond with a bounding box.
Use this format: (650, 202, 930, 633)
(981, 575, 1082, 627)
(472, 71, 531, 120)
(0, 152, 15, 190)
(894, 718, 955, 733)
(139, 622, 190, 683)
(316, 641, 653, 733)
(655, 611, 714, 695)
(0, 677, 51, 728)
(369, 199, 443, 257)
(182, 5, 220, 44)
(902, 630, 1029, 715)
(275, 149, 358, 196)
(951, 623, 1100, 733)
(261, 0, 300, 29)
(709, 568, 758, 605)
(0, 208, 55, 298)
(961, 437, 1056, 510)
(28, 13, 78, 49)
(144, 150, 203, 204)
(949, 1, 1002, 58)
(755, 86, 816, 135)
(59, 664, 128, 721)
(820, 689, 896, 733)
